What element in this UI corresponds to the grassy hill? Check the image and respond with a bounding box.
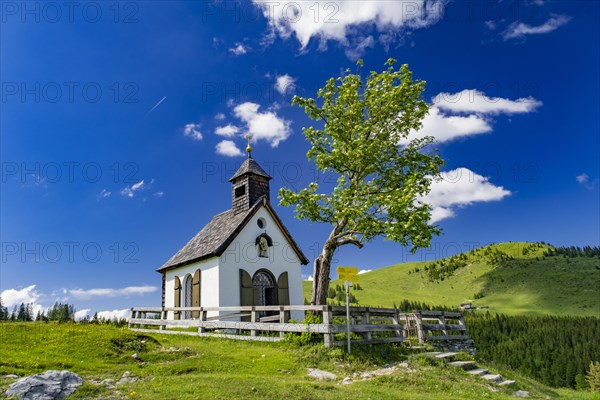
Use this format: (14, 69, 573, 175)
(0, 323, 594, 399)
(303, 242, 600, 316)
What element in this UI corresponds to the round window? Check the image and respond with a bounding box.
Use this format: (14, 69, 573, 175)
(257, 218, 266, 229)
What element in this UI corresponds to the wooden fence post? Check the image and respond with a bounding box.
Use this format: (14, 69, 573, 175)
(416, 312, 424, 344)
(160, 309, 167, 331)
(250, 307, 257, 337)
(363, 307, 371, 340)
(323, 306, 333, 347)
(198, 309, 207, 334)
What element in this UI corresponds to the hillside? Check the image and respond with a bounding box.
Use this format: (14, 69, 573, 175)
(0, 323, 594, 399)
(303, 242, 600, 316)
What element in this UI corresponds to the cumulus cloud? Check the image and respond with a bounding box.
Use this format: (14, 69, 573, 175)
(503, 14, 571, 40)
(97, 309, 131, 321)
(304, 275, 314, 281)
(1, 285, 41, 308)
(253, 0, 445, 53)
(229, 43, 248, 55)
(433, 90, 543, 115)
(0, 285, 45, 316)
(68, 286, 158, 300)
(421, 168, 511, 223)
(215, 112, 226, 120)
(215, 124, 240, 137)
(183, 123, 203, 141)
(401, 90, 542, 144)
(358, 269, 372, 275)
(74, 309, 91, 321)
(275, 74, 297, 95)
(233, 102, 291, 147)
(216, 140, 244, 157)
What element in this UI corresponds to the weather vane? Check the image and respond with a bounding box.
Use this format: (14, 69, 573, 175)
(246, 134, 252, 158)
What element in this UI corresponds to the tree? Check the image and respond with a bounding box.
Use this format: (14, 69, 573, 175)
(0, 296, 6, 321)
(280, 59, 443, 305)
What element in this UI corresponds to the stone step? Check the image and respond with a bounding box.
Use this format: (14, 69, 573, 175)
(448, 361, 476, 370)
(481, 374, 503, 383)
(498, 380, 516, 386)
(467, 368, 489, 376)
(434, 352, 457, 360)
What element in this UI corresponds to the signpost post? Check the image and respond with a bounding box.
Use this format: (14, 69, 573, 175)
(336, 266, 359, 354)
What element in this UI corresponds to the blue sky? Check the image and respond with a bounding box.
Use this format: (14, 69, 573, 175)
(1, 0, 598, 318)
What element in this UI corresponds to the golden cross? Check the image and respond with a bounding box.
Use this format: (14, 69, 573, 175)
(245, 135, 252, 158)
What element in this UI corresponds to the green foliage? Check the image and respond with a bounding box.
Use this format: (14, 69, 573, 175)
(587, 361, 600, 392)
(327, 284, 358, 304)
(284, 313, 324, 346)
(281, 59, 444, 304)
(545, 246, 600, 258)
(466, 313, 600, 389)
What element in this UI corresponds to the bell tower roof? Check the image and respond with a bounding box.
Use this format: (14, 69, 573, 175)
(228, 157, 272, 182)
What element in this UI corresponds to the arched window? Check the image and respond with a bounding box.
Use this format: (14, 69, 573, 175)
(184, 274, 193, 319)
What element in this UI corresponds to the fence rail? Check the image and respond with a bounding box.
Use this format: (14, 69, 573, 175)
(128, 305, 470, 347)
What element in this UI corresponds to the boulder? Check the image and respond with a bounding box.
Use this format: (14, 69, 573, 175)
(5, 370, 83, 400)
(307, 368, 337, 381)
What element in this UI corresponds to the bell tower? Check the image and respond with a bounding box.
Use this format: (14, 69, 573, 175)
(228, 136, 272, 214)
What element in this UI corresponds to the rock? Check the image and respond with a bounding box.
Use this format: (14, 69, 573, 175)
(116, 371, 138, 386)
(5, 370, 83, 400)
(359, 372, 373, 379)
(514, 390, 530, 398)
(132, 353, 140, 361)
(342, 377, 353, 385)
(1, 374, 19, 379)
(307, 368, 337, 381)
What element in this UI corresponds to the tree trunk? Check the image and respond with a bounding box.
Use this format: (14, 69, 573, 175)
(313, 237, 337, 305)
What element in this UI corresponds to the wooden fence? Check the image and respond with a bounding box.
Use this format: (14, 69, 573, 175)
(128, 305, 469, 347)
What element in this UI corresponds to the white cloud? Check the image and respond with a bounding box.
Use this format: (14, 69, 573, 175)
(345, 35, 375, 60)
(233, 102, 291, 147)
(215, 124, 240, 137)
(69, 286, 158, 300)
(484, 20, 497, 30)
(433, 90, 542, 115)
(358, 269, 372, 275)
(154, 191, 165, 198)
(401, 90, 542, 144)
(215, 112, 226, 120)
(229, 43, 248, 55)
(422, 168, 511, 223)
(576, 173, 599, 190)
(120, 179, 146, 198)
(216, 140, 244, 157)
(97, 189, 111, 199)
(0, 285, 45, 316)
(253, 0, 445, 52)
(74, 309, 91, 321)
(183, 123, 203, 141)
(503, 14, 571, 40)
(1, 285, 40, 308)
(403, 106, 492, 144)
(275, 74, 297, 95)
(97, 309, 131, 321)
(576, 173, 589, 184)
(305, 275, 314, 281)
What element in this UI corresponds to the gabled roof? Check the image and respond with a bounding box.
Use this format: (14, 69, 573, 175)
(157, 197, 309, 272)
(229, 157, 272, 182)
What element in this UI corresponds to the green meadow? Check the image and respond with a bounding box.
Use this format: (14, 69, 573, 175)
(0, 323, 594, 399)
(304, 242, 600, 316)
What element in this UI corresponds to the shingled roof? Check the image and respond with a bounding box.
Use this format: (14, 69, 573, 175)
(229, 157, 272, 182)
(157, 197, 309, 272)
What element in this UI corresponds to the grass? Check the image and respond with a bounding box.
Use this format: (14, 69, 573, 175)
(1, 322, 596, 399)
(304, 242, 600, 316)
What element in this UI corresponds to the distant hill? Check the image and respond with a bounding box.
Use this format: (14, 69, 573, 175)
(303, 242, 600, 316)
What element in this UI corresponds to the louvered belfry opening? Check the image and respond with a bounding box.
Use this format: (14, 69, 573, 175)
(229, 157, 272, 214)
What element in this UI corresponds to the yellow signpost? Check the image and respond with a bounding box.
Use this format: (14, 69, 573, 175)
(337, 266, 359, 282)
